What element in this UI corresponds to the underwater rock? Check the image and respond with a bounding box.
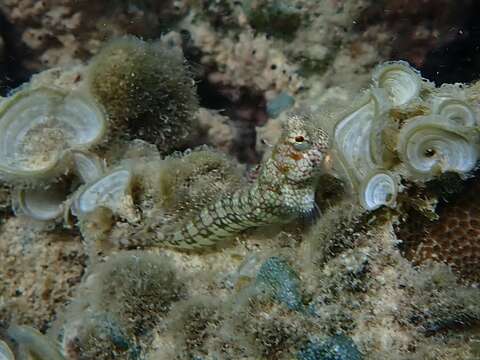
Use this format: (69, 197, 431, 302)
(297, 336, 362, 360)
(255, 256, 303, 311)
(87, 36, 199, 154)
(401, 265, 480, 339)
(0, 214, 86, 331)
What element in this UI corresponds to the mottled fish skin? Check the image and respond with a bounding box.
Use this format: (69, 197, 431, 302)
(158, 114, 329, 250)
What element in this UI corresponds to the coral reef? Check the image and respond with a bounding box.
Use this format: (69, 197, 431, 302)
(0, 0, 183, 72)
(301, 205, 479, 359)
(196, 107, 235, 154)
(397, 177, 480, 282)
(1, 2, 480, 360)
(246, 1, 302, 40)
(186, 23, 302, 98)
(329, 61, 480, 211)
(359, 0, 475, 68)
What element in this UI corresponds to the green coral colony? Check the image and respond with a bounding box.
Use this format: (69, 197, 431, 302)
(1, 34, 480, 359)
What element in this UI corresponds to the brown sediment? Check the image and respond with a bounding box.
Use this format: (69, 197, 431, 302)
(0, 217, 86, 331)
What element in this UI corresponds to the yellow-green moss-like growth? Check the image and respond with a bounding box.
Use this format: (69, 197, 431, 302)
(134, 146, 245, 244)
(155, 146, 244, 212)
(88, 36, 199, 153)
(61, 251, 188, 359)
(64, 314, 139, 360)
(89, 251, 187, 336)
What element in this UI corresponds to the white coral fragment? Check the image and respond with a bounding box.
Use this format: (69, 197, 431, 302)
(13, 184, 66, 221)
(332, 89, 392, 207)
(333, 95, 377, 184)
(372, 61, 422, 107)
(398, 115, 478, 179)
(72, 169, 139, 222)
(433, 97, 477, 127)
(0, 87, 106, 185)
(72, 150, 105, 184)
(331, 60, 479, 210)
(360, 171, 398, 210)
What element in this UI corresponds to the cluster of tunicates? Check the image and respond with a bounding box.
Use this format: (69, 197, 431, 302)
(331, 61, 480, 210)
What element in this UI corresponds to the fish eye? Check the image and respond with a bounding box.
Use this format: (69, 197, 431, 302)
(293, 135, 310, 150)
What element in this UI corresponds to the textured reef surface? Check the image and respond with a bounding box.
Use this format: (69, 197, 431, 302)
(1, 1, 480, 359)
